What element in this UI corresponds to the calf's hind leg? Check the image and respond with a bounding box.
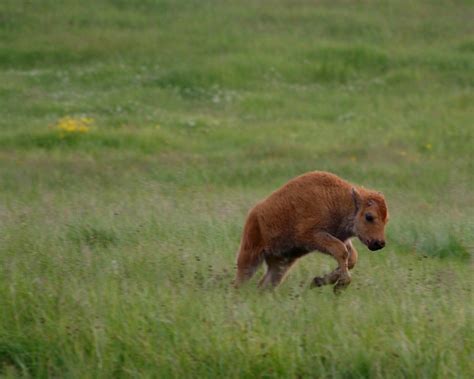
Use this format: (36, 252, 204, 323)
(259, 256, 297, 289)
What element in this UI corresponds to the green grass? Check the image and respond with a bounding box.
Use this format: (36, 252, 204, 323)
(0, 0, 473, 377)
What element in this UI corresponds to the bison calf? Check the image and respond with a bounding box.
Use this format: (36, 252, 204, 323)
(234, 171, 389, 292)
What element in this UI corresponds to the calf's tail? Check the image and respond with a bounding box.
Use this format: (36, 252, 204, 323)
(233, 211, 265, 287)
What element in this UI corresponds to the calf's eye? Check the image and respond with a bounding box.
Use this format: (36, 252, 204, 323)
(365, 213, 374, 222)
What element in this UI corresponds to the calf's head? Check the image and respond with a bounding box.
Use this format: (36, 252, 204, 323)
(352, 189, 389, 251)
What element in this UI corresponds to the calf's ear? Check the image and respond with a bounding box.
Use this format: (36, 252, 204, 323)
(351, 188, 362, 212)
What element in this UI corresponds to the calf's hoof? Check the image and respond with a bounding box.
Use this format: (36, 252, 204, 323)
(333, 275, 351, 294)
(310, 276, 326, 288)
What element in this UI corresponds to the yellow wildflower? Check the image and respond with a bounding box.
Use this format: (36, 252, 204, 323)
(56, 116, 93, 137)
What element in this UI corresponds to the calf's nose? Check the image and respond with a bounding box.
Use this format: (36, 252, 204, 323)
(369, 240, 385, 251)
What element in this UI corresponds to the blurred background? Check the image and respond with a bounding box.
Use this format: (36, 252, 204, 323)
(0, 0, 472, 377)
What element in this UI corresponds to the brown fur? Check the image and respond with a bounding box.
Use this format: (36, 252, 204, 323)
(234, 171, 389, 291)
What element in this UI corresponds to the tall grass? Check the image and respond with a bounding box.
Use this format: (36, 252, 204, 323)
(0, 0, 473, 377)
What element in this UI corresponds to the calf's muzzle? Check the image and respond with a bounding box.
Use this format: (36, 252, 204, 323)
(368, 240, 385, 251)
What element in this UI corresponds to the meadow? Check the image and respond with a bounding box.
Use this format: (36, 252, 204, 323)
(0, 0, 473, 377)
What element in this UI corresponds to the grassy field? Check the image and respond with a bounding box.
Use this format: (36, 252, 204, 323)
(0, 0, 473, 377)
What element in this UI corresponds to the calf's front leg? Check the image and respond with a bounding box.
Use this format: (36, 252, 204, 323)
(346, 239, 358, 270)
(307, 232, 352, 292)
